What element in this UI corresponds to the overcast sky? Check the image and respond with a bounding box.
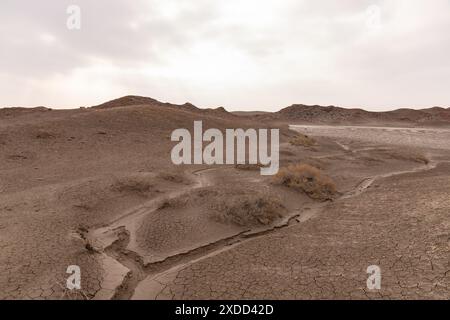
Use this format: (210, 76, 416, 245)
(1, 0, 449, 111)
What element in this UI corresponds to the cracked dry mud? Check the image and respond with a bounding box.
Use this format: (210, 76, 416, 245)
(95, 127, 449, 300)
(1, 106, 449, 300)
(130, 163, 449, 300)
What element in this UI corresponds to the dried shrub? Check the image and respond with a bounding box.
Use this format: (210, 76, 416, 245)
(289, 134, 316, 147)
(273, 163, 336, 201)
(210, 194, 286, 227)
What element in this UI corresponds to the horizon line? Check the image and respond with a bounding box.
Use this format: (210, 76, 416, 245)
(1, 95, 448, 113)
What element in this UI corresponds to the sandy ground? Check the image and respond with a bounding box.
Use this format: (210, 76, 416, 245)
(0, 106, 449, 300)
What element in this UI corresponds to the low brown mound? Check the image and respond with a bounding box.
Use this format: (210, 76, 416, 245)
(157, 196, 189, 210)
(257, 103, 450, 126)
(360, 148, 429, 165)
(289, 133, 316, 147)
(273, 164, 336, 201)
(92, 95, 162, 109)
(60, 176, 158, 213)
(154, 186, 287, 227)
(0, 107, 52, 118)
(209, 191, 286, 227)
(111, 175, 158, 195)
(382, 149, 429, 164)
(157, 171, 190, 184)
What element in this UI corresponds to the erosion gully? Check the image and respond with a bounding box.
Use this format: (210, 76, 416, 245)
(90, 141, 441, 300)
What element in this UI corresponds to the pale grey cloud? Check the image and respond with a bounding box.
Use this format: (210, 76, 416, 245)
(0, 0, 449, 110)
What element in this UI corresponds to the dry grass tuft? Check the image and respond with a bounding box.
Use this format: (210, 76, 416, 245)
(289, 133, 316, 147)
(234, 163, 264, 171)
(210, 194, 286, 227)
(273, 163, 336, 201)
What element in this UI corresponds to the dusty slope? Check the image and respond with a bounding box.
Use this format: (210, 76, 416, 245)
(0, 97, 293, 299)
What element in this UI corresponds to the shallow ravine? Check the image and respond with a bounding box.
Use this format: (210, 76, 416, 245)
(104, 228, 147, 300)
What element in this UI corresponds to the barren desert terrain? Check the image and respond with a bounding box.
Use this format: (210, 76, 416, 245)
(0, 96, 449, 300)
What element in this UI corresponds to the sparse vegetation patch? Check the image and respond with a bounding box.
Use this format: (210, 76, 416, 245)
(289, 133, 316, 147)
(273, 163, 336, 201)
(210, 193, 286, 227)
